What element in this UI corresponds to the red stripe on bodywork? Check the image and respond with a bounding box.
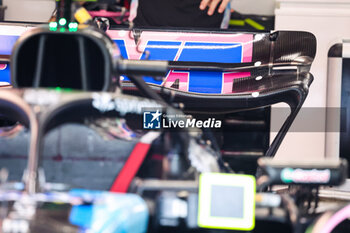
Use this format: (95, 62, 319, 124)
(110, 142, 151, 193)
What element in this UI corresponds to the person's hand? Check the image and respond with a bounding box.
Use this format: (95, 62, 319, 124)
(199, 0, 230, 16)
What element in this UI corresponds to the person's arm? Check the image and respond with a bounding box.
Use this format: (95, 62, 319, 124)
(199, 0, 231, 15)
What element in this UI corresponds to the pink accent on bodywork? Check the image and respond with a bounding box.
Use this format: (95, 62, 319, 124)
(222, 72, 251, 94)
(0, 64, 7, 70)
(107, 30, 141, 60)
(164, 70, 189, 92)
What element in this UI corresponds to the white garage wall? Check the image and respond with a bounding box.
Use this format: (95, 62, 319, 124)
(3, 0, 55, 22)
(274, 0, 350, 161)
(231, 0, 276, 15)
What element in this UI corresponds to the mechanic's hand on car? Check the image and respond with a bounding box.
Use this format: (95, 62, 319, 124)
(199, 0, 230, 15)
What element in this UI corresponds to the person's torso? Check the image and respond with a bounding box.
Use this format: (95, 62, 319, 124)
(134, 0, 224, 28)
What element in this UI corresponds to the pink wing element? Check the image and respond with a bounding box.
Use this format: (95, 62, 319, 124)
(140, 31, 253, 63)
(107, 30, 254, 62)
